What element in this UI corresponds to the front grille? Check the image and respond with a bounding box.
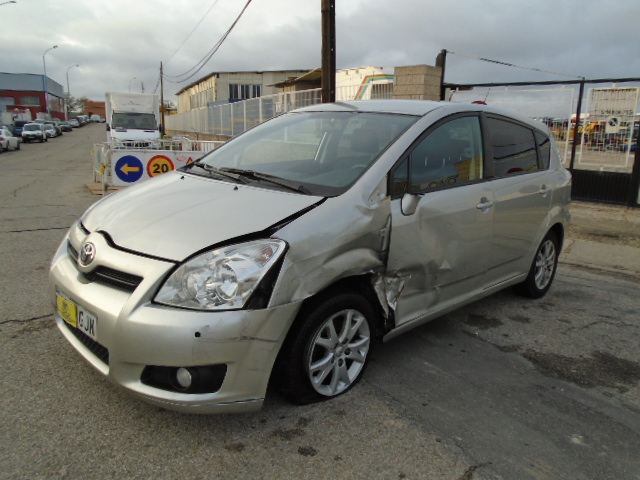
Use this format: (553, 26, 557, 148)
(62, 321, 109, 365)
(67, 242, 78, 260)
(67, 240, 143, 292)
(86, 267, 143, 291)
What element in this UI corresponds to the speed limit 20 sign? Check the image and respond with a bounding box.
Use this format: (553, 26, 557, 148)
(146, 155, 176, 177)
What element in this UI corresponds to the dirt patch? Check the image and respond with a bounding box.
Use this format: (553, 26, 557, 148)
(463, 314, 503, 330)
(569, 226, 640, 248)
(523, 350, 640, 391)
(270, 427, 305, 441)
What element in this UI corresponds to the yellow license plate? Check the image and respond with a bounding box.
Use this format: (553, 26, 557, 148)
(57, 292, 78, 328)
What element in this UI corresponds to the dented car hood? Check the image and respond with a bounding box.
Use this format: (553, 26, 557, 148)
(81, 172, 322, 261)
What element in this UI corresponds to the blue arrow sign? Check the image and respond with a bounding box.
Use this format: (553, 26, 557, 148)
(115, 155, 144, 183)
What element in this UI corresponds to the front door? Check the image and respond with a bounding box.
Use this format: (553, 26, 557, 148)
(385, 114, 493, 328)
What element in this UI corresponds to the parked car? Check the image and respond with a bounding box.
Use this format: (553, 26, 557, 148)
(68, 119, 80, 128)
(45, 120, 63, 136)
(49, 100, 571, 414)
(22, 123, 47, 143)
(59, 121, 73, 132)
(0, 127, 22, 150)
(13, 120, 30, 136)
(43, 123, 57, 138)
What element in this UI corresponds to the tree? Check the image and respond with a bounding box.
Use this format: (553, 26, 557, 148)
(65, 93, 88, 114)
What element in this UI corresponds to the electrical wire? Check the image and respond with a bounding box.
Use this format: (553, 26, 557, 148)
(164, 0, 252, 84)
(165, 0, 221, 66)
(447, 50, 583, 80)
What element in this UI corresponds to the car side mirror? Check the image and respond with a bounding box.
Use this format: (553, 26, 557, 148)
(400, 193, 420, 216)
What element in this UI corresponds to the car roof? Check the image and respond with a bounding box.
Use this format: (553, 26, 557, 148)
(293, 100, 550, 134)
(295, 100, 444, 116)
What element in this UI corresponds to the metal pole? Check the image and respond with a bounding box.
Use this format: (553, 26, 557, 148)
(160, 62, 165, 136)
(66, 64, 79, 121)
(42, 45, 58, 118)
(629, 142, 640, 207)
(569, 78, 585, 171)
(436, 49, 447, 100)
(321, 0, 336, 103)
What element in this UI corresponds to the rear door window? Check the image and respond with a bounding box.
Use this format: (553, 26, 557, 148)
(486, 117, 551, 177)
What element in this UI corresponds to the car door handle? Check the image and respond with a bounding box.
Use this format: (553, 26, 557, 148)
(476, 198, 494, 210)
(539, 185, 551, 196)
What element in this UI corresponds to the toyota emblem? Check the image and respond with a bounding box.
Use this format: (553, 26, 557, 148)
(79, 242, 96, 267)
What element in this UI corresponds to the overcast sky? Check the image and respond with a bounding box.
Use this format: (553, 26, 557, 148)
(1, 0, 639, 103)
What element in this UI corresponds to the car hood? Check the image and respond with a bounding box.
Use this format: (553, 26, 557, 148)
(82, 172, 322, 261)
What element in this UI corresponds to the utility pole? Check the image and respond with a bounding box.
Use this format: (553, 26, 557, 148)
(321, 0, 336, 103)
(436, 49, 447, 100)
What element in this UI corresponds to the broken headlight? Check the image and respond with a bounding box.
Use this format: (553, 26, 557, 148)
(155, 240, 286, 310)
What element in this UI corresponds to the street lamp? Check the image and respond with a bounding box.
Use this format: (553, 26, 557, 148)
(66, 64, 79, 120)
(128, 76, 136, 93)
(42, 45, 58, 117)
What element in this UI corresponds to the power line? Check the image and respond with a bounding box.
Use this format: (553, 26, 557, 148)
(165, 0, 221, 66)
(164, 0, 253, 84)
(447, 50, 584, 80)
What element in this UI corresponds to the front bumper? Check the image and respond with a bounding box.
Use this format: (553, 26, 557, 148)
(23, 134, 43, 141)
(49, 223, 302, 414)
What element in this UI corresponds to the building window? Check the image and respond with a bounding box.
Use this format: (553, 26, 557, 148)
(20, 96, 40, 106)
(229, 84, 261, 101)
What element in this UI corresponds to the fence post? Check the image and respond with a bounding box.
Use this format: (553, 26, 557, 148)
(569, 78, 585, 171)
(628, 146, 640, 207)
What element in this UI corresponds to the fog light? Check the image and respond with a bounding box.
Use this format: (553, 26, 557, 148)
(141, 364, 228, 394)
(175, 367, 193, 389)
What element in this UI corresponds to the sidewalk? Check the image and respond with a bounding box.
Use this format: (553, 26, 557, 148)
(561, 202, 640, 277)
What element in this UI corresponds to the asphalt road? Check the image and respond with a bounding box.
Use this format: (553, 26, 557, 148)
(1, 125, 639, 480)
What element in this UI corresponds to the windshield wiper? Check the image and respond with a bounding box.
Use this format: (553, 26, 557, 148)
(219, 168, 312, 194)
(190, 163, 249, 184)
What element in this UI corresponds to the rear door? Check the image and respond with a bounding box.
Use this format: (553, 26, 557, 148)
(482, 116, 554, 286)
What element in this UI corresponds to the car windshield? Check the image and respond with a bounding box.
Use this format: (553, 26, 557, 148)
(112, 112, 157, 130)
(196, 111, 417, 196)
(24, 124, 41, 131)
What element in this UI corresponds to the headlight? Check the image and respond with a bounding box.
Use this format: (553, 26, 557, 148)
(155, 240, 286, 310)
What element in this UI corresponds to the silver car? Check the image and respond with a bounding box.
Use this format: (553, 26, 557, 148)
(49, 100, 571, 413)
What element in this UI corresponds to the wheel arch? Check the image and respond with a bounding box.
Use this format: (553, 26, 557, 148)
(290, 274, 388, 341)
(549, 222, 565, 252)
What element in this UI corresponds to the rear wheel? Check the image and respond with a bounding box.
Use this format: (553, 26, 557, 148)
(276, 292, 375, 404)
(514, 231, 559, 299)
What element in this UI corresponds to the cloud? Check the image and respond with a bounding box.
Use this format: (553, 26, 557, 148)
(1, 0, 639, 102)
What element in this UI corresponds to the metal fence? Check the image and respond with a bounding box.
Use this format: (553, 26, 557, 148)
(165, 83, 395, 138)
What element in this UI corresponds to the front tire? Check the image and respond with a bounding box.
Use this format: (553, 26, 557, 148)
(275, 292, 375, 405)
(514, 231, 559, 299)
